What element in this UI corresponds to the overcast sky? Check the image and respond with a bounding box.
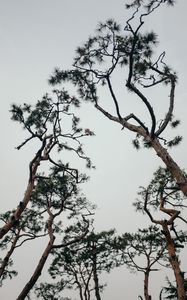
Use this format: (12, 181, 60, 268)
(0, 1, 187, 299)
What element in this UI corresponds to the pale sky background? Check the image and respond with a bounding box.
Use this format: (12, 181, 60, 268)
(0, 1, 187, 299)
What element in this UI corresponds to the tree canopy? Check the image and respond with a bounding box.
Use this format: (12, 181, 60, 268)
(1, 1, 187, 299)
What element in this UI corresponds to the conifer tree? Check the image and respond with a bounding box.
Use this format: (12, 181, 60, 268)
(49, 0, 187, 197)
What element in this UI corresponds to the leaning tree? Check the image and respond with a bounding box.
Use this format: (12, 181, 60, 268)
(49, 0, 187, 197)
(0, 166, 94, 299)
(0, 89, 96, 299)
(0, 90, 94, 239)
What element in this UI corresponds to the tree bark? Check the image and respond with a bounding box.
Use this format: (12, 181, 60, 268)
(0, 180, 35, 239)
(0, 138, 50, 239)
(0, 229, 20, 278)
(134, 128, 187, 198)
(144, 271, 151, 300)
(96, 108, 187, 198)
(150, 137, 187, 197)
(0, 154, 42, 239)
(16, 236, 55, 300)
(162, 222, 186, 300)
(16, 213, 55, 300)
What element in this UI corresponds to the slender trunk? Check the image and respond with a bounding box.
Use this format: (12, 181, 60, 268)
(16, 237, 55, 300)
(162, 222, 186, 300)
(83, 286, 88, 300)
(0, 179, 35, 239)
(136, 128, 187, 197)
(144, 271, 151, 300)
(151, 138, 187, 197)
(78, 286, 84, 300)
(96, 102, 187, 197)
(16, 214, 55, 300)
(74, 275, 84, 300)
(0, 138, 49, 239)
(0, 229, 20, 278)
(159, 289, 163, 300)
(83, 272, 92, 300)
(0, 156, 41, 239)
(125, 121, 187, 197)
(92, 254, 101, 300)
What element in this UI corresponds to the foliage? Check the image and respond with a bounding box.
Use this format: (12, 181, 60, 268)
(35, 229, 118, 299)
(133, 166, 187, 299)
(0, 88, 95, 297)
(162, 276, 187, 299)
(117, 225, 168, 272)
(134, 167, 187, 215)
(49, 1, 178, 143)
(1, 0, 187, 299)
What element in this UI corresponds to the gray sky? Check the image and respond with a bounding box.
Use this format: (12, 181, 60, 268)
(0, 1, 187, 299)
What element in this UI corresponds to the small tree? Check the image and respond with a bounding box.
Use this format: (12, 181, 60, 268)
(134, 167, 187, 300)
(36, 229, 118, 300)
(116, 225, 168, 300)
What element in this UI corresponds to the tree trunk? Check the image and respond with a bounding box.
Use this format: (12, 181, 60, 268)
(144, 271, 151, 300)
(74, 274, 84, 300)
(0, 180, 35, 239)
(16, 213, 55, 300)
(134, 127, 187, 198)
(120, 121, 187, 197)
(162, 222, 186, 300)
(121, 118, 187, 196)
(16, 237, 55, 300)
(150, 137, 187, 197)
(0, 229, 20, 278)
(0, 155, 42, 239)
(101, 112, 187, 197)
(0, 138, 49, 240)
(92, 254, 101, 300)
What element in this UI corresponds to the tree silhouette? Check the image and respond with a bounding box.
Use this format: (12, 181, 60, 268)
(116, 225, 168, 300)
(134, 167, 187, 300)
(0, 90, 94, 240)
(35, 229, 118, 300)
(49, 1, 187, 197)
(0, 90, 96, 298)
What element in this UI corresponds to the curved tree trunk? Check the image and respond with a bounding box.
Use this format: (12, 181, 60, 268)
(95, 108, 187, 198)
